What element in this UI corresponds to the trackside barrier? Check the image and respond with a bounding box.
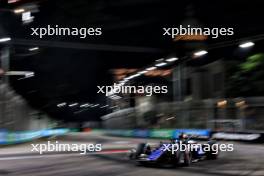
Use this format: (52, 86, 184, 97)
(103, 129, 211, 139)
(212, 131, 264, 143)
(0, 128, 70, 145)
(88, 129, 264, 142)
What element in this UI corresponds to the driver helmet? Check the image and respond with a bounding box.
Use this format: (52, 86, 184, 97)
(179, 133, 188, 140)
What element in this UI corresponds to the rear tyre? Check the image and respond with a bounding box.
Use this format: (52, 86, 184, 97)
(205, 144, 219, 160)
(206, 151, 218, 160)
(135, 143, 146, 158)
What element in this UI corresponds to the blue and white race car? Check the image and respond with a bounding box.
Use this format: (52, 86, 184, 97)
(129, 134, 218, 167)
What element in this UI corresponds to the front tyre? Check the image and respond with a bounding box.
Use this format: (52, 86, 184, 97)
(178, 151, 192, 166)
(184, 151, 192, 166)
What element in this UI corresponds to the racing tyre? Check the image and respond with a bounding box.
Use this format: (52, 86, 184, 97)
(183, 151, 192, 166)
(135, 143, 146, 158)
(178, 151, 192, 167)
(206, 151, 218, 160)
(205, 144, 218, 160)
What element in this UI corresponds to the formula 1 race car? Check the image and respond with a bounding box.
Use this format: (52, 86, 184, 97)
(129, 134, 218, 167)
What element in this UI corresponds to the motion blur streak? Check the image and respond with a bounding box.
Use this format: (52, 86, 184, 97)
(0, 133, 263, 176)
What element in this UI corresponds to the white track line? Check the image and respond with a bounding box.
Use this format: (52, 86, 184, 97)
(0, 150, 129, 160)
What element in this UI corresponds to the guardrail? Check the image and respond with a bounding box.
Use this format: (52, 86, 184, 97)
(101, 129, 211, 139)
(212, 131, 264, 143)
(97, 129, 264, 143)
(0, 128, 70, 145)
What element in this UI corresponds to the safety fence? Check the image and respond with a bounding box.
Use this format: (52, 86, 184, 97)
(96, 129, 264, 143)
(0, 128, 71, 145)
(101, 129, 211, 139)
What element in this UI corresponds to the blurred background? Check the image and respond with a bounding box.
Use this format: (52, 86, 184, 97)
(0, 0, 264, 176)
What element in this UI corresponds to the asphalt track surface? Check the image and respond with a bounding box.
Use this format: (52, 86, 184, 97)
(0, 133, 263, 176)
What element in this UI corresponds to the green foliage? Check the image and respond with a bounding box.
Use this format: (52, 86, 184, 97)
(226, 53, 264, 97)
(239, 53, 264, 72)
